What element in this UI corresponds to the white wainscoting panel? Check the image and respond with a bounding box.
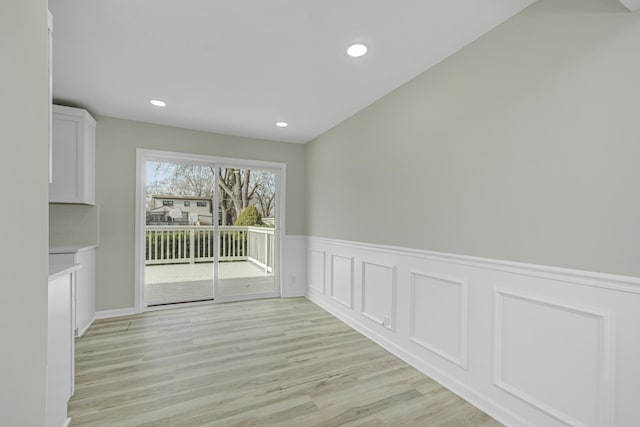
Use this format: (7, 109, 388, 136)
(282, 235, 307, 297)
(305, 235, 640, 427)
(330, 255, 354, 308)
(409, 271, 468, 369)
(307, 249, 326, 294)
(494, 290, 613, 427)
(361, 262, 397, 330)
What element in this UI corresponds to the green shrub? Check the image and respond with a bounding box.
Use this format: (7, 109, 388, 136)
(234, 206, 264, 226)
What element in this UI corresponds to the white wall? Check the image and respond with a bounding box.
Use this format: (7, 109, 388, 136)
(95, 116, 306, 311)
(305, 0, 640, 278)
(0, 0, 49, 425)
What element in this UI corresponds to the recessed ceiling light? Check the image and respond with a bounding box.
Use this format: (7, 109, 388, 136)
(149, 99, 166, 107)
(347, 43, 368, 58)
(276, 122, 288, 128)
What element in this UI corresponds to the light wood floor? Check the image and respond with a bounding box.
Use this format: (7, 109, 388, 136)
(70, 298, 502, 427)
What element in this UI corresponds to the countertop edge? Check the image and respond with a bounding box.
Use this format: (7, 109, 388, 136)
(49, 244, 99, 254)
(49, 263, 81, 281)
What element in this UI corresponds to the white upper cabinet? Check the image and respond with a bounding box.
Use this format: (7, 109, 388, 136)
(50, 105, 96, 205)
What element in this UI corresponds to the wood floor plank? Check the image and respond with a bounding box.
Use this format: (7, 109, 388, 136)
(69, 298, 501, 426)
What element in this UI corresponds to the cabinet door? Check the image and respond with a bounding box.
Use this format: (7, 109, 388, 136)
(50, 114, 82, 202)
(46, 273, 74, 427)
(75, 248, 96, 337)
(49, 106, 96, 204)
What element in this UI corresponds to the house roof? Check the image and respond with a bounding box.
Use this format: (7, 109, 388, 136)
(152, 195, 211, 201)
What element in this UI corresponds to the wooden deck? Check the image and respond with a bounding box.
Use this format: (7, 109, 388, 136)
(144, 261, 275, 306)
(69, 298, 502, 426)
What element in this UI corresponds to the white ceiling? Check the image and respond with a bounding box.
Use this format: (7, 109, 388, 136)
(49, 0, 536, 144)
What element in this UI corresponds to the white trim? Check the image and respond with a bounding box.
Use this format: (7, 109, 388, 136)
(213, 164, 220, 299)
(408, 271, 468, 370)
(61, 417, 71, 427)
(281, 288, 307, 298)
(135, 149, 286, 311)
(95, 307, 136, 320)
(277, 166, 286, 298)
(308, 236, 640, 294)
(134, 150, 145, 313)
(75, 316, 95, 338)
(493, 289, 614, 427)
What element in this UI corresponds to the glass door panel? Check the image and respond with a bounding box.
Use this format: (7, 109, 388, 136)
(144, 160, 215, 307)
(214, 166, 278, 300)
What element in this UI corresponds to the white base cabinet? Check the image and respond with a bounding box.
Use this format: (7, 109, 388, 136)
(49, 105, 96, 205)
(46, 269, 75, 427)
(50, 247, 96, 337)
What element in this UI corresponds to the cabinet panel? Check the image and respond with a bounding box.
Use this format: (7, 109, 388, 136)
(50, 249, 96, 337)
(46, 273, 74, 427)
(75, 249, 96, 337)
(50, 105, 96, 205)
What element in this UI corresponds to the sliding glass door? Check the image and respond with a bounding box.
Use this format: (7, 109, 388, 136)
(139, 151, 281, 309)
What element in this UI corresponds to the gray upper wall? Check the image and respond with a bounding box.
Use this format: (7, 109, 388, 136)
(95, 117, 305, 311)
(0, 0, 49, 424)
(305, 0, 640, 277)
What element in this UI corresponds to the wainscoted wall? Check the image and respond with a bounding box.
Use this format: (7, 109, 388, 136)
(281, 235, 307, 297)
(306, 236, 640, 427)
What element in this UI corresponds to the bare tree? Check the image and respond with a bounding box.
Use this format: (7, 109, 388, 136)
(217, 168, 257, 224)
(251, 171, 276, 218)
(147, 163, 215, 197)
(168, 164, 215, 197)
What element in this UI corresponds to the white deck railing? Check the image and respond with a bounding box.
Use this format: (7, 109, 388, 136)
(145, 225, 275, 272)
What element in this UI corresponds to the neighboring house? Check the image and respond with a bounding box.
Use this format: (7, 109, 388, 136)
(147, 195, 213, 225)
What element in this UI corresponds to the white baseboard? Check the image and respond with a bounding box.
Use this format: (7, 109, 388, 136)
(281, 287, 307, 298)
(95, 307, 137, 320)
(306, 235, 640, 427)
(75, 316, 95, 337)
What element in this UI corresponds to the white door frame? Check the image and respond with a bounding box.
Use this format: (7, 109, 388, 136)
(134, 148, 287, 313)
